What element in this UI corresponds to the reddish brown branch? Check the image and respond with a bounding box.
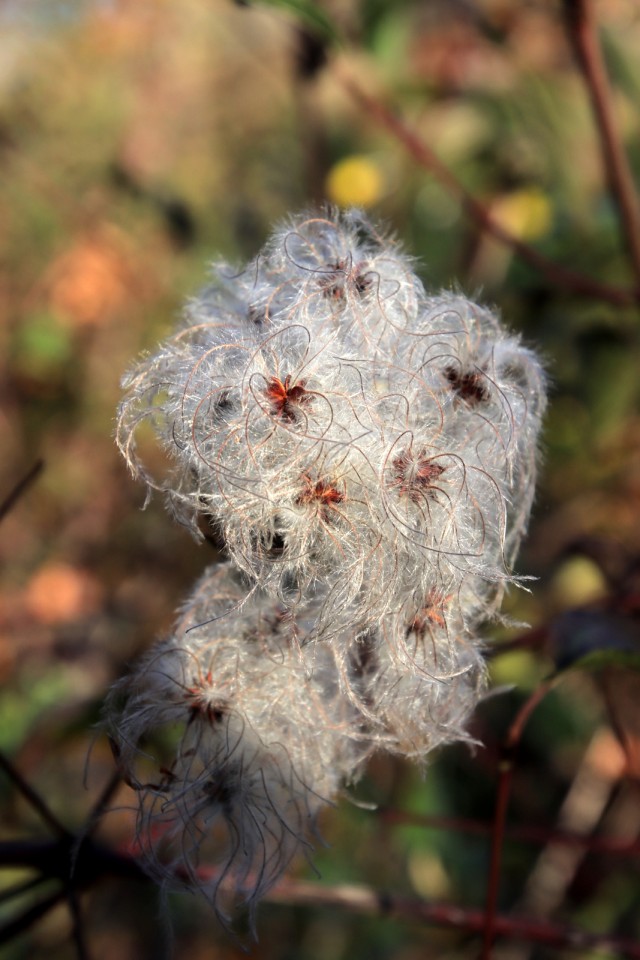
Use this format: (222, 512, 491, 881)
(564, 0, 640, 286)
(267, 879, 640, 957)
(379, 808, 640, 858)
(337, 69, 640, 306)
(3, 829, 637, 957)
(481, 681, 553, 960)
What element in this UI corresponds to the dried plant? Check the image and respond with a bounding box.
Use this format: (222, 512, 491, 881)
(110, 207, 546, 921)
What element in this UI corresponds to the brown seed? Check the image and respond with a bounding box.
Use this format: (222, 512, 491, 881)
(444, 365, 489, 404)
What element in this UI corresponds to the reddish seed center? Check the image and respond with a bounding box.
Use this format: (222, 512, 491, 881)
(264, 375, 310, 420)
(391, 451, 445, 503)
(408, 592, 451, 637)
(296, 475, 345, 518)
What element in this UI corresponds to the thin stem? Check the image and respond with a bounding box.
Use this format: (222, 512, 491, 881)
(564, 0, 640, 286)
(379, 808, 640, 858)
(68, 770, 124, 892)
(66, 884, 91, 960)
(267, 879, 640, 957)
(481, 681, 553, 960)
(0, 460, 44, 524)
(87, 769, 123, 836)
(0, 838, 147, 883)
(0, 751, 70, 839)
(337, 68, 640, 306)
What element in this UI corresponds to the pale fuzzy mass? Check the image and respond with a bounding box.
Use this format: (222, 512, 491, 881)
(109, 208, 546, 923)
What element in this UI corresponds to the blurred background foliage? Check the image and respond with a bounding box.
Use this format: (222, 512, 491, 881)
(1, 0, 640, 957)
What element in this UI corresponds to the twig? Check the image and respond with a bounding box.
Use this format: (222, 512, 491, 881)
(481, 681, 553, 960)
(379, 807, 640, 858)
(66, 884, 90, 960)
(563, 0, 640, 286)
(0, 832, 143, 956)
(0, 838, 147, 884)
(0, 750, 70, 839)
(0, 460, 44, 524)
(337, 69, 640, 306)
(504, 727, 625, 960)
(86, 769, 123, 837)
(67, 769, 124, 898)
(266, 879, 640, 957)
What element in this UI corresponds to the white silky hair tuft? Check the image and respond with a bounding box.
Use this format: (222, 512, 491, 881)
(109, 208, 546, 920)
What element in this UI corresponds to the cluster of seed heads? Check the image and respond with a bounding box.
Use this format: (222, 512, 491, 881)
(108, 208, 545, 924)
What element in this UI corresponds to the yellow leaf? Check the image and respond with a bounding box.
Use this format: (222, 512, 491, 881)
(325, 155, 384, 208)
(491, 187, 553, 241)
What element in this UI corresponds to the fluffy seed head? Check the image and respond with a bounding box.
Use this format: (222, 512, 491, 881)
(117, 209, 545, 634)
(105, 565, 368, 921)
(111, 207, 546, 922)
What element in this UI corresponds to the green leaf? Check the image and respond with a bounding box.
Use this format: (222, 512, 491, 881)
(14, 313, 73, 375)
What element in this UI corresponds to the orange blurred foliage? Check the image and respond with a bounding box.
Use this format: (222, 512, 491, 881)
(24, 561, 103, 625)
(41, 227, 148, 329)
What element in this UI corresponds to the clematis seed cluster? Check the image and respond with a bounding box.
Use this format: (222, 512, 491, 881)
(107, 208, 545, 922)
